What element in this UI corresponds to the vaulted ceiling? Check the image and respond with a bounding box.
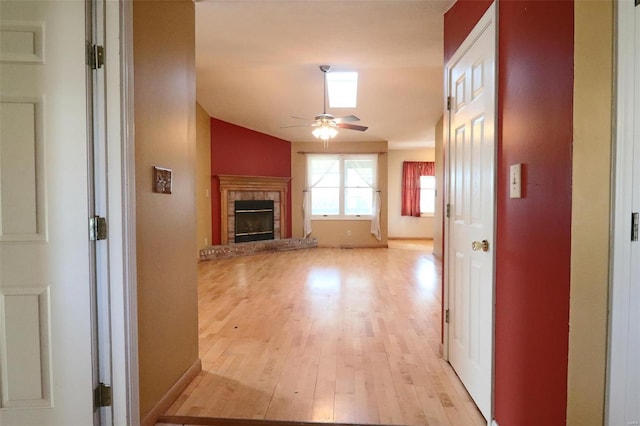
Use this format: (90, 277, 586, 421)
(195, 0, 454, 149)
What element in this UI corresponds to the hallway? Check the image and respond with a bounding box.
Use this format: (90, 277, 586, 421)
(161, 247, 483, 425)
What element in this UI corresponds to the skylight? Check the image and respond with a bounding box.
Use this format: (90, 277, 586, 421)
(327, 71, 358, 108)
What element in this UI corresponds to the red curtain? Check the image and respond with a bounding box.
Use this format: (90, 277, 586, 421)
(401, 161, 435, 217)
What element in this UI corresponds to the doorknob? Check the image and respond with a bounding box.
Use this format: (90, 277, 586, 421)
(471, 240, 490, 252)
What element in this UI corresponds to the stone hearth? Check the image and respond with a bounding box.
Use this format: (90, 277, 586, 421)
(200, 238, 318, 261)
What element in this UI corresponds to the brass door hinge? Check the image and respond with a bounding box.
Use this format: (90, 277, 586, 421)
(447, 96, 452, 111)
(94, 382, 112, 408)
(446, 203, 451, 218)
(445, 309, 450, 324)
(632, 212, 639, 242)
(89, 216, 107, 241)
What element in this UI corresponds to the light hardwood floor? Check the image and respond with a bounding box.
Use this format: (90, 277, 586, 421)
(386, 239, 434, 251)
(163, 246, 484, 425)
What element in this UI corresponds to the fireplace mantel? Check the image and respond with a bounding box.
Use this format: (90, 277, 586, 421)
(216, 175, 291, 245)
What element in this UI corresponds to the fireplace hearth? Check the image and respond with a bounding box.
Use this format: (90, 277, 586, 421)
(234, 200, 274, 243)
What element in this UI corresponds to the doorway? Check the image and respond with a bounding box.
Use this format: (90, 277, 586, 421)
(607, 0, 640, 423)
(443, 2, 496, 422)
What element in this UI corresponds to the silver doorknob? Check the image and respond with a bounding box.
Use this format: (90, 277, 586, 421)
(472, 240, 490, 252)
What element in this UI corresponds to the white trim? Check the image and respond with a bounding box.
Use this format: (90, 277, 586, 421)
(606, 1, 638, 424)
(121, 0, 140, 423)
(103, 1, 139, 424)
(443, 2, 496, 423)
(310, 215, 373, 221)
(89, 0, 114, 424)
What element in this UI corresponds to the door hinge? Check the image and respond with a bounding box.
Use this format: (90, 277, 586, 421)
(446, 203, 451, 218)
(632, 212, 639, 242)
(445, 309, 450, 324)
(87, 43, 105, 70)
(89, 216, 107, 241)
(94, 382, 112, 408)
(447, 96, 452, 111)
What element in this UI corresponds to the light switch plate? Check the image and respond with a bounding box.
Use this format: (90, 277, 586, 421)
(510, 163, 521, 198)
(153, 166, 172, 194)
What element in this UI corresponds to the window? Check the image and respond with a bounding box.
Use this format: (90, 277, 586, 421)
(307, 154, 377, 218)
(401, 161, 435, 217)
(419, 175, 436, 216)
(327, 71, 358, 108)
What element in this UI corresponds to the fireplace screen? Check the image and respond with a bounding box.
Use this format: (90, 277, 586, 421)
(234, 200, 274, 243)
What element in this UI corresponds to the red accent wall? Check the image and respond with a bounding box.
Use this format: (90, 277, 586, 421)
(210, 118, 292, 244)
(495, 2, 573, 423)
(443, 0, 493, 63)
(444, 1, 574, 425)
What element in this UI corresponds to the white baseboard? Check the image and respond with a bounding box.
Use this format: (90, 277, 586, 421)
(141, 358, 202, 426)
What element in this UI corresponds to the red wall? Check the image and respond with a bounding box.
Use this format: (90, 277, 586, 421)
(210, 118, 292, 244)
(443, 0, 494, 63)
(444, 1, 574, 425)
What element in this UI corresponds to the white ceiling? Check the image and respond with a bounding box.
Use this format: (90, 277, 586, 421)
(195, 0, 455, 149)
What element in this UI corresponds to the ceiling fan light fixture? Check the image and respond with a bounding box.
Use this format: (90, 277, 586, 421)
(280, 65, 366, 147)
(312, 122, 338, 143)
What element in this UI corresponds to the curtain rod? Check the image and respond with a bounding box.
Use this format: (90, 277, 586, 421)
(303, 189, 382, 192)
(297, 151, 387, 155)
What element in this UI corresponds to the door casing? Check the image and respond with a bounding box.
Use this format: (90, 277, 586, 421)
(443, 2, 497, 424)
(606, 1, 640, 424)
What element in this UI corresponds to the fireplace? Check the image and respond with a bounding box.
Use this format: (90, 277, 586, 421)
(217, 175, 290, 245)
(234, 200, 274, 243)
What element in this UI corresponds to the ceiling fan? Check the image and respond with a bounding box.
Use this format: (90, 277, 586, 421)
(283, 65, 368, 147)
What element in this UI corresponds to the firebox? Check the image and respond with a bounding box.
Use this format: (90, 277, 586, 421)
(234, 200, 274, 243)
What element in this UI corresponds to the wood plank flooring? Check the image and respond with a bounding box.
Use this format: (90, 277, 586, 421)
(163, 246, 484, 425)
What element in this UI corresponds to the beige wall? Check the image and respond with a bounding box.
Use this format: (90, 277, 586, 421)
(291, 140, 388, 247)
(196, 102, 212, 256)
(567, 1, 613, 424)
(433, 117, 444, 258)
(133, 0, 199, 421)
(387, 147, 436, 239)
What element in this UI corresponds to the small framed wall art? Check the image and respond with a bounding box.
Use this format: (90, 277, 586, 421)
(153, 166, 172, 194)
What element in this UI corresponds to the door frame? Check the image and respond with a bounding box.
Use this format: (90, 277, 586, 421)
(606, 0, 638, 423)
(102, 1, 139, 424)
(87, 0, 110, 423)
(443, 2, 497, 423)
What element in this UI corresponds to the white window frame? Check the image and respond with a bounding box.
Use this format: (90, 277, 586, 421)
(307, 153, 377, 220)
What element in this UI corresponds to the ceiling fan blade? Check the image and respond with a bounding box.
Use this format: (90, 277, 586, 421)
(280, 123, 312, 128)
(338, 123, 368, 132)
(291, 115, 309, 121)
(335, 115, 360, 123)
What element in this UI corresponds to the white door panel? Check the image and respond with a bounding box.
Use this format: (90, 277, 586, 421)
(445, 3, 495, 421)
(629, 4, 640, 421)
(608, 1, 640, 423)
(0, 1, 95, 424)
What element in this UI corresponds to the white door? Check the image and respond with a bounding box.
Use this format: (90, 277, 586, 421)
(444, 3, 495, 421)
(0, 1, 96, 425)
(607, 0, 640, 423)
